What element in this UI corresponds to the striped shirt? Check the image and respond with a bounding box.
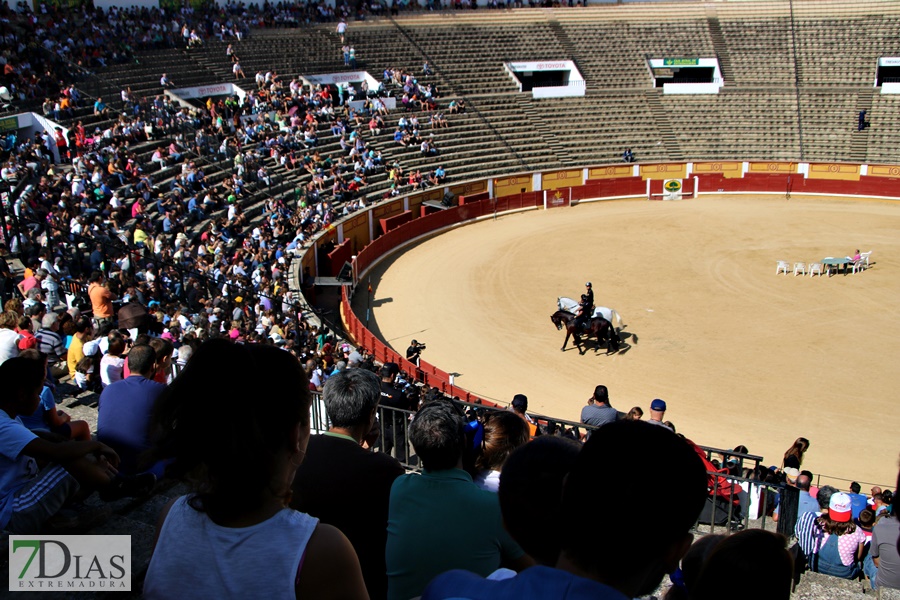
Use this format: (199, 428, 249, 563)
(35, 329, 65, 360)
(795, 511, 822, 557)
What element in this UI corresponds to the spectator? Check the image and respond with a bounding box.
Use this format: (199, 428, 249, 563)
(689, 531, 793, 600)
(783, 437, 810, 470)
(849, 481, 869, 519)
(378, 363, 413, 462)
(580, 384, 617, 430)
(144, 340, 367, 599)
(292, 368, 404, 600)
(97, 344, 165, 476)
(0, 310, 21, 364)
(66, 317, 92, 378)
(509, 393, 537, 436)
(472, 410, 530, 492)
(495, 436, 581, 566)
(423, 420, 708, 599)
(88, 271, 116, 328)
(806, 492, 867, 579)
(99, 334, 126, 388)
(624, 406, 643, 420)
(17, 269, 45, 298)
(386, 399, 532, 600)
(35, 312, 67, 378)
(796, 472, 819, 518)
(0, 355, 149, 533)
(865, 491, 900, 592)
(647, 398, 671, 429)
(18, 349, 90, 441)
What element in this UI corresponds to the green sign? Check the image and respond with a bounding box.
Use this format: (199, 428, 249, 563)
(0, 116, 18, 132)
(664, 180, 682, 192)
(663, 58, 700, 66)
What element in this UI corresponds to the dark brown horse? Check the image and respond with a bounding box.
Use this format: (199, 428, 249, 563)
(551, 310, 619, 355)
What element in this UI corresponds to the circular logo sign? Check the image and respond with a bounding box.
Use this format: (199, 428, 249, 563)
(664, 179, 682, 192)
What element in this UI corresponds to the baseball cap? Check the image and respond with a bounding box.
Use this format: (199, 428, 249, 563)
(650, 398, 667, 411)
(585, 282, 592, 287)
(829, 492, 853, 522)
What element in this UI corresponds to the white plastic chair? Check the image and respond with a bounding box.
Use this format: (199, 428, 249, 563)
(807, 263, 823, 277)
(793, 262, 806, 276)
(852, 259, 866, 274)
(860, 250, 873, 268)
(776, 260, 790, 275)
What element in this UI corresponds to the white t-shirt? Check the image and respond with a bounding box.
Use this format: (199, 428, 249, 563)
(100, 354, 125, 388)
(0, 329, 20, 365)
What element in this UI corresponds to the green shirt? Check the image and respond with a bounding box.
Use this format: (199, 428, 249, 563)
(386, 469, 524, 600)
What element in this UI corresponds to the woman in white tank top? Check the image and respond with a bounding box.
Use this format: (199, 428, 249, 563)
(143, 339, 368, 599)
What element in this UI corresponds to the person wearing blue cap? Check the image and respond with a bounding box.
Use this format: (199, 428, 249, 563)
(647, 399, 672, 430)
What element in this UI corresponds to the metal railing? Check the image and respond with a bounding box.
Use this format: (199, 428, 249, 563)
(308, 391, 787, 536)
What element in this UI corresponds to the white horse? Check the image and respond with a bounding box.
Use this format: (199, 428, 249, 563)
(558, 297, 623, 331)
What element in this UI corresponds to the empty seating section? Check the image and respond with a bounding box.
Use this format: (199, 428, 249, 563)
(794, 17, 900, 87)
(866, 94, 900, 163)
(717, 17, 795, 86)
(562, 20, 714, 89)
(403, 23, 567, 96)
(798, 91, 859, 162)
(530, 92, 667, 165)
(658, 91, 800, 161)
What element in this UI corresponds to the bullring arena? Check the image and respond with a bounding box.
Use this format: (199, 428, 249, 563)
(5, 0, 900, 593)
(354, 192, 900, 488)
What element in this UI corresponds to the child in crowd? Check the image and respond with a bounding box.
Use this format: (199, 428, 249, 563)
(74, 355, 95, 390)
(0, 355, 117, 533)
(19, 349, 91, 441)
(100, 334, 126, 388)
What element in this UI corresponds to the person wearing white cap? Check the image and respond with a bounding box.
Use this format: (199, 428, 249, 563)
(807, 492, 867, 579)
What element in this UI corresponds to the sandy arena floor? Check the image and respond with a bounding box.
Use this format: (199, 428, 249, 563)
(353, 194, 900, 488)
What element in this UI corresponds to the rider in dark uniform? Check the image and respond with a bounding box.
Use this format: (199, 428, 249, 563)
(575, 281, 594, 333)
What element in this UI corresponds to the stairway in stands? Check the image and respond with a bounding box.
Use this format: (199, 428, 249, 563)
(850, 87, 874, 162)
(516, 96, 573, 168)
(706, 11, 734, 86)
(643, 90, 682, 161)
(547, 19, 592, 89)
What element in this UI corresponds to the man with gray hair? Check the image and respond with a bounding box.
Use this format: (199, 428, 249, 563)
(35, 311, 67, 378)
(291, 368, 404, 600)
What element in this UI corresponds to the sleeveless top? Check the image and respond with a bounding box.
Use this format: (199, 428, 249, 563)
(144, 495, 319, 599)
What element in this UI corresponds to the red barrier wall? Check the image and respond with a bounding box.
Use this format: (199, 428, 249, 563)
(380, 210, 413, 235)
(327, 238, 353, 277)
(459, 191, 491, 206)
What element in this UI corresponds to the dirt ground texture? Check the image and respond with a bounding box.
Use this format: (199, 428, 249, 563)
(354, 194, 900, 489)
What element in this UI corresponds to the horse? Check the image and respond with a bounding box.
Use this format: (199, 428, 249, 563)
(557, 297, 623, 331)
(550, 310, 619, 355)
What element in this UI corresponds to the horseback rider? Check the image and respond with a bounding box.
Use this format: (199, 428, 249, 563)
(575, 282, 594, 333)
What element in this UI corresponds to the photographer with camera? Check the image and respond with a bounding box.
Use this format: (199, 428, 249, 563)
(406, 339, 425, 367)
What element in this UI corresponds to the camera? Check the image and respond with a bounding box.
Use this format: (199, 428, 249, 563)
(415, 342, 426, 350)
